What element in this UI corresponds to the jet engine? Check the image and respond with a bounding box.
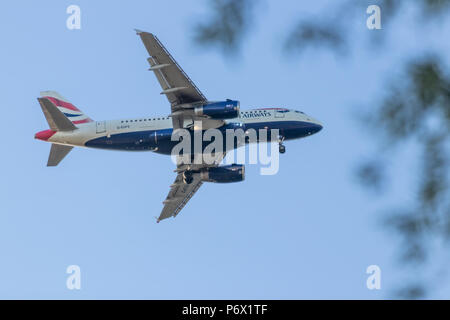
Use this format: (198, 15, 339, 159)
(194, 100, 240, 119)
(200, 164, 245, 183)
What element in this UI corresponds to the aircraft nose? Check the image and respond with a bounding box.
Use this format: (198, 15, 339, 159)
(308, 122, 323, 135)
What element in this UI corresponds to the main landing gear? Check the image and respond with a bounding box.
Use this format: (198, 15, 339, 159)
(181, 155, 197, 185)
(182, 170, 194, 184)
(278, 136, 286, 154)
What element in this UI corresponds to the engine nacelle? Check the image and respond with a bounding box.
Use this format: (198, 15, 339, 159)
(200, 164, 245, 183)
(194, 100, 240, 119)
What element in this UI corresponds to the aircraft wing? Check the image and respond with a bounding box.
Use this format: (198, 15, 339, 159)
(157, 154, 226, 223)
(158, 172, 203, 223)
(136, 30, 225, 130)
(136, 30, 206, 106)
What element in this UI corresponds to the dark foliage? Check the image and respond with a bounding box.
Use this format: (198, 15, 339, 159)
(193, 0, 256, 54)
(192, 0, 450, 298)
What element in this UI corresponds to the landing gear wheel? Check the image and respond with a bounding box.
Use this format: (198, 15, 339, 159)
(183, 176, 193, 184)
(183, 171, 193, 185)
(278, 136, 286, 154)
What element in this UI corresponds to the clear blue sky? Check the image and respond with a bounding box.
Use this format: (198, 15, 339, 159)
(1, 0, 449, 299)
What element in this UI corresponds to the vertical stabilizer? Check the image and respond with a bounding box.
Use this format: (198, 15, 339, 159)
(40, 91, 93, 125)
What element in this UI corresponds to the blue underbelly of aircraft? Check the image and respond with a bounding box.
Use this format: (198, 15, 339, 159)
(84, 121, 321, 154)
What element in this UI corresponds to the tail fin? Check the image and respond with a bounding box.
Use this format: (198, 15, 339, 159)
(36, 91, 91, 166)
(40, 91, 93, 125)
(37, 97, 77, 131)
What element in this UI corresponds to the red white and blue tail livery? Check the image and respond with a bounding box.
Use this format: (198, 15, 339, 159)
(41, 91, 93, 125)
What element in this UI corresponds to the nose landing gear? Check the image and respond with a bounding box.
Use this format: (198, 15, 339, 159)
(278, 136, 286, 154)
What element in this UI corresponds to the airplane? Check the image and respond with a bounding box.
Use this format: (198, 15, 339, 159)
(34, 30, 323, 223)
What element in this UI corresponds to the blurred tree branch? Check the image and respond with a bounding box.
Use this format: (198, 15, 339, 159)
(284, 21, 347, 56)
(193, 0, 256, 54)
(192, 0, 450, 298)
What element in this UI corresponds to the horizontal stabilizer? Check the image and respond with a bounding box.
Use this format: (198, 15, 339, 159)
(47, 144, 73, 167)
